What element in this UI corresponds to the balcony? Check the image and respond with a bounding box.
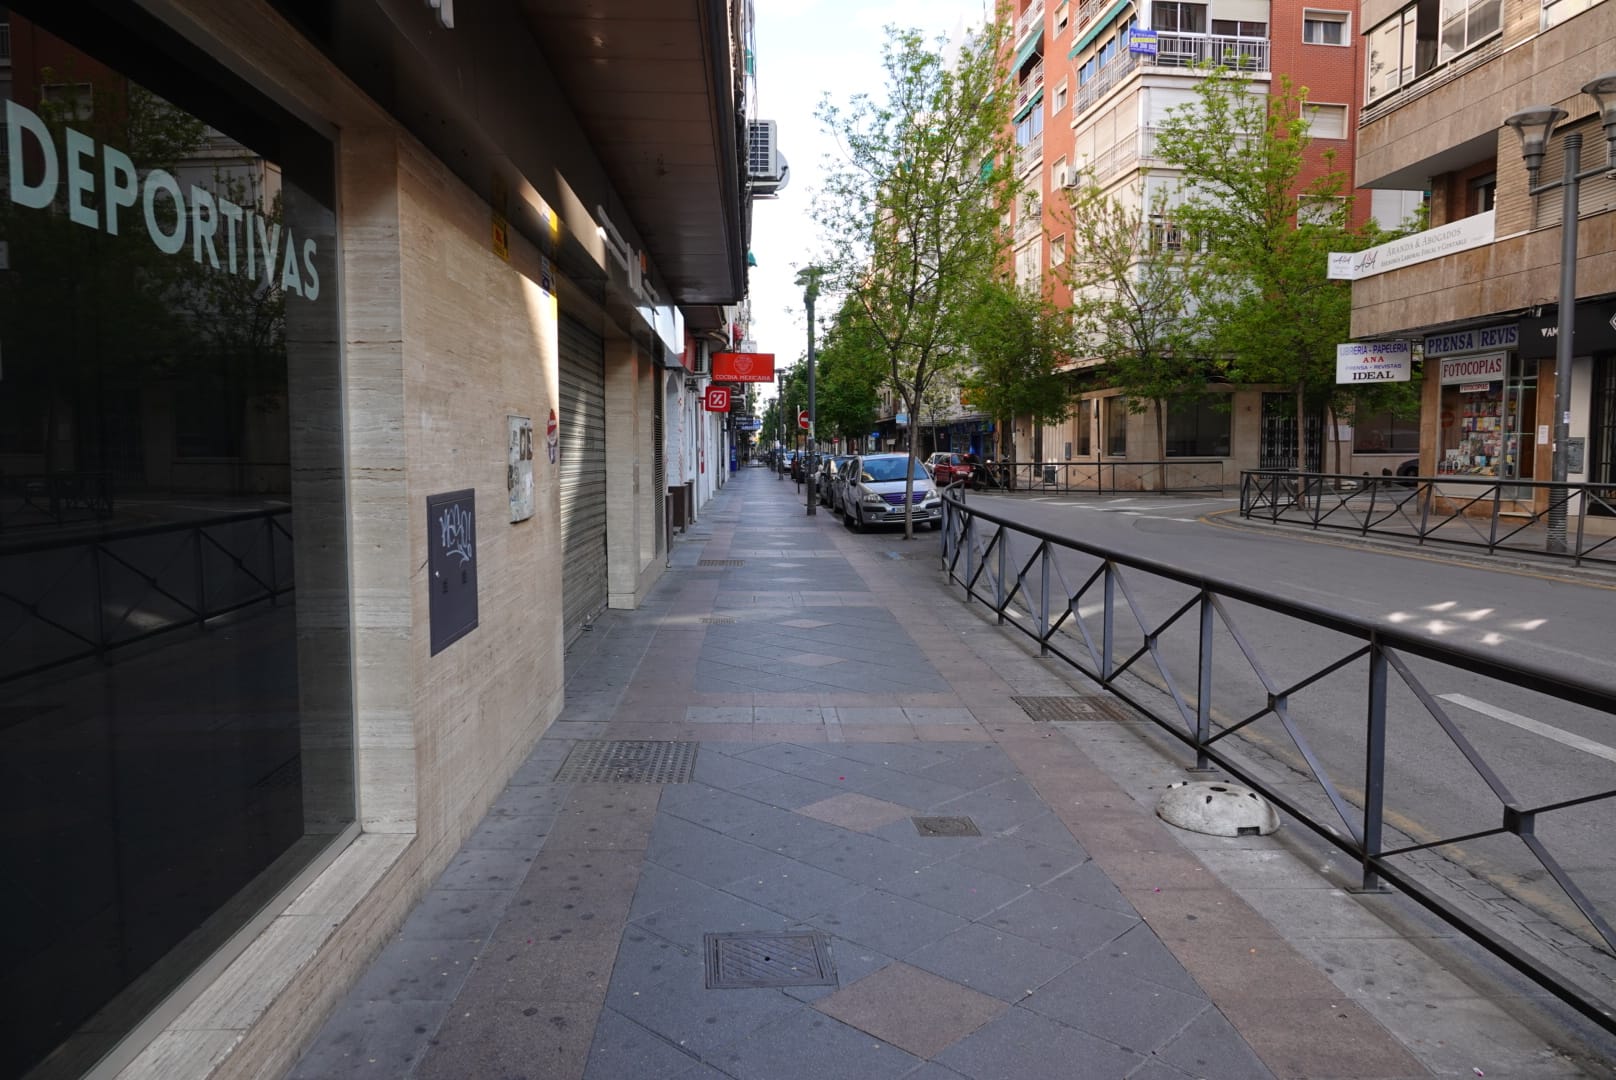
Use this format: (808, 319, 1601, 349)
(1074, 0, 1108, 32)
(1081, 137, 1141, 183)
(1073, 50, 1139, 116)
(1150, 31, 1269, 71)
(1016, 62, 1046, 113)
(1015, 204, 1044, 243)
(1016, 0, 1046, 45)
(1016, 133, 1044, 175)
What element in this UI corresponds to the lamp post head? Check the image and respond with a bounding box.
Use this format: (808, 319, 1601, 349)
(1504, 105, 1568, 184)
(1582, 72, 1616, 172)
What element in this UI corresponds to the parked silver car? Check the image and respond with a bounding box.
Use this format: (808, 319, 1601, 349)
(839, 453, 943, 531)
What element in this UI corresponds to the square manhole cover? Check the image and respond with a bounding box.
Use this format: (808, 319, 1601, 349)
(553, 740, 697, 783)
(701, 616, 736, 624)
(698, 559, 745, 567)
(704, 932, 837, 989)
(1012, 695, 1141, 723)
(912, 816, 981, 837)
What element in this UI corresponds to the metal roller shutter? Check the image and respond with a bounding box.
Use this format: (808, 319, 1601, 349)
(558, 315, 608, 644)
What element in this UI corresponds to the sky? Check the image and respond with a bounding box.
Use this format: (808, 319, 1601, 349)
(746, 0, 994, 407)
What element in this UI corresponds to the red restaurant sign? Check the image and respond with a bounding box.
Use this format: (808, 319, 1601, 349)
(711, 351, 776, 383)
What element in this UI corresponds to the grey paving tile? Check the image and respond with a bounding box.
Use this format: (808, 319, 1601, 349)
(979, 889, 1140, 956)
(707, 1007, 923, 1080)
(413, 998, 597, 1080)
(396, 888, 514, 942)
(809, 889, 968, 958)
(812, 962, 1007, 1059)
(797, 831, 948, 886)
(906, 923, 1080, 1002)
(664, 786, 786, 833)
(738, 742, 845, 773)
(731, 771, 849, 809)
(1022, 968, 1211, 1056)
(1067, 922, 1205, 997)
(461, 809, 552, 851)
(782, 936, 896, 1003)
(720, 859, 871, 921)
(1150, 1003, 1275, 1079)
(932, 776, 1049, 832)
(1040, 861, 1136, 914)
(915, 746, 1024, 789)
(934, 1005, 1147, 1080)
(1004, 811, 1090, 854)
(581, 1007, 704, 1080)
(346, 937, 483, 1003)
(732, 807, 862, 858)
(285, 999, 451, 1079)
(630, 888, 791, 952)
(1124, 1061, 1203, 1080)
(628, 862, 728, 922)
(874, 858, 1031, 920)
(603, 958, 803, 1060)
(951, 837, 1089, 888)
(649, 828, 804, 890)
(818, 741, 976, 771)
(434, 847, 535, 890)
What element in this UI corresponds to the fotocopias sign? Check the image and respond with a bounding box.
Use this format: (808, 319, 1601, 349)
(711, 351, 775, 383)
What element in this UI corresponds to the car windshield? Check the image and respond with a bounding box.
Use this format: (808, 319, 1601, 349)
(862, 457, 927, 483)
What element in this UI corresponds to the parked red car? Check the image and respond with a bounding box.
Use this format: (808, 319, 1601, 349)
(928, 452, 976, 487)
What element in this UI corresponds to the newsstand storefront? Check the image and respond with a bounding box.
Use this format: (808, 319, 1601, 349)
(0, 7, 354, 1078)
(1424, 324, 1528, 482)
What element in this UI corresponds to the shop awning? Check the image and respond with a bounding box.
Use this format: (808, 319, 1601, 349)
(1013, 89, 1044, 123)
(1070, 0, 1131, 56)
(1012, 28, 1044, 72)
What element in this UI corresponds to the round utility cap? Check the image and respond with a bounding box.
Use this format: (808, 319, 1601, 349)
(1156, 781, 1279, 837)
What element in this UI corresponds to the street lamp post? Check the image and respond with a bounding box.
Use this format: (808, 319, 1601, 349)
(796, 267, 824, 517)
(1503, 73, 1616, 554)
(776, 371, 785, 480)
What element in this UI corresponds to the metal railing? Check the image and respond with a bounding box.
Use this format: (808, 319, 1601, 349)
(1015, 133, 1044, 175)
(1150, 30, 1269, 71)
(1015, 61, 1046, 112)
(960, 459, 1224, 494)
(1074, 50, 1140, 115)
(0, 471, 115, 531)
(1239, 470, 1616, 567)
(1015, 0, 1046, 44)
(941, 491, 1616, 1031)
(1, 507, 294, 685)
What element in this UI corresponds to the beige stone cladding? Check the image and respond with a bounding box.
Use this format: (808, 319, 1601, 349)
(100, 2, 628, 1079)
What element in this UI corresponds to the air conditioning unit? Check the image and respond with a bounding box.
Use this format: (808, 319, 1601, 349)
(748, 120, 780, 179)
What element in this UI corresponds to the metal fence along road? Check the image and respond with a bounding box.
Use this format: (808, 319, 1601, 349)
(1240, 469, 1616, 566)
(968, 459, 1224, 495)
(941, 491, 1616, 1032)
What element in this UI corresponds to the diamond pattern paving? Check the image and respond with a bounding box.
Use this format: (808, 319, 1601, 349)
(813, 962, 1007, 1059)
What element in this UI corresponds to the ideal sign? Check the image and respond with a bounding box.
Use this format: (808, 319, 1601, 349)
(1335, 341, 1411, 384)
(711, 351, 776, 383)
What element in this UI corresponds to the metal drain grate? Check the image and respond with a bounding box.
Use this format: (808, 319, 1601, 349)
(704, 932, 837, 989)
(701, 616, 736, 624)
(698, 559, 745, 567)
(912, 816, 981, 837)
(1012, 695, 1142, 723)
(553, 740, 698, 783)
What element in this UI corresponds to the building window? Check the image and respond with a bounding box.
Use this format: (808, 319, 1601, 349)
(1469, 172, 1497, 213)
(1166, 397, 1231, 456)
(1543, 0, 1604, 29)
(1076, 400, 1093, 455)
(1051, 233, 1067, 265)
(1056, 0, 1070, 32)
(1211, 19, 1268, 36)
(1015, 104, 1044, 146)
(1366, 4, 1433, 103)
(1303, 102, 1349, 139)
(1105, 396, 1129, 455)
(1297, 194, 1347, 224)
(1438, 0, 1501, 63)
(1054, 80, 1069, 112)
(41, 81, 94, 121)
(1052, 155, 1068, 189)
(1153, 1, 1207, 32)
(1302, 10, 1349, 43)
(1352, 407, 1421, 453)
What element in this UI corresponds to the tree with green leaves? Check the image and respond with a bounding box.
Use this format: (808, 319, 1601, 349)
(813, 12, 1018, 536)
(958, 277, 1075, 465)
(1151, 68, 1375, 469)
(813, 297, 888, 448)
(1054, 176, 1203, 488)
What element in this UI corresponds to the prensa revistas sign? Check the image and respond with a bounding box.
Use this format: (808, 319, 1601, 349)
(1335, 341, 1411, 383)
(6, 99, 321, 300)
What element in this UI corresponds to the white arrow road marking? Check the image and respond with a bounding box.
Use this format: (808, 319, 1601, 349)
(1439, 693, 1616, 764)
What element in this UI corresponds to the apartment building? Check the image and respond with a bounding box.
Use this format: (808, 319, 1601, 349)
(0, 2, 752, 1078)
(1349, 0, 1616, 498)
(1005, 0, 1424, 480)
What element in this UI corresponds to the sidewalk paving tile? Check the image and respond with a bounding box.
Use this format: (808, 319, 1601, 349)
(933, 1005, 1146, 1080)
(707, 1008, 923, 1080)
(905, 923, 1080, 1002)
(811, 962, 1007, 1058)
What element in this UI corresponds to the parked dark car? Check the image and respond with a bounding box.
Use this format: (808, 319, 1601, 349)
(929, 451, 975, 487)
(817, 455, 853, 507)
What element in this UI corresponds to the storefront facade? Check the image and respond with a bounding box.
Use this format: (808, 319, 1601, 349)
(1, 2, 750, 1078)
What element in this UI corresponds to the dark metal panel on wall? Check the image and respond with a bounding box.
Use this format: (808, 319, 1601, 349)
(427, 489, 480, 654)
(558, 316, 609, 644)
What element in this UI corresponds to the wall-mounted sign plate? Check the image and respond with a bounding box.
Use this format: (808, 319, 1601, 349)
(428, 489, 479, 655)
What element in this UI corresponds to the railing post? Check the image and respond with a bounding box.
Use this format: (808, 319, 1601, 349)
(1488, 484, 1502, 554)
(1360, 639, 1391, 892)
(995, 526, 1007, 623)
(1575, 488, 1588, 567)
(267, 513, 279, 605)
(1038, 542, 1051, 656)
(1417, 481, 1433, 546)
(963, 511, 975, 603)
(1101, 562, 1115, 683)
(92, 543, 107, 661)
(1192, 592, 1214, 771)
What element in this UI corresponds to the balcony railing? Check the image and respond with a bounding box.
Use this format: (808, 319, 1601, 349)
(1016, 62, 1046, 112)
(1073, 49, 1139, 115)
(1015, 0, 1046, 45)
(1080, 136, 1141, 182)
(1015, 208, 1044, 243)
(1015, 133, 1044, 175)
(1151, 30, 1269, 71)
(1074, 0, 1108, 32)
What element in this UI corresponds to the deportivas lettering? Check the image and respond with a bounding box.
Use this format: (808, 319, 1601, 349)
(6, 99, 320, 301)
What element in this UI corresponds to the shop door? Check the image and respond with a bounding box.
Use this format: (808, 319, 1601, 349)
(1591, 355, 1616, 514)
(1501, 360, 1538, 497)
(558, 316, 609, 644)
(1259, 393, 1296, 469)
